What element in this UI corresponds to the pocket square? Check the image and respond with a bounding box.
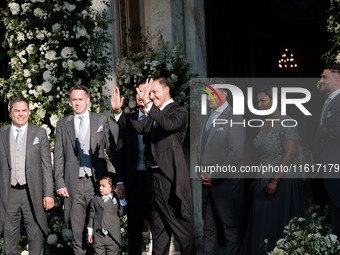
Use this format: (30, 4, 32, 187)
(327, 111, 332, 118)
(33, 137, 39, 145)
(97, 125, 103, 132)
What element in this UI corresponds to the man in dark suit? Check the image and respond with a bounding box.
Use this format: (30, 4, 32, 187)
(0, 96, 54, 255)
(115, 82, 150, 255)
(197, 86, 245, 255)
(315, 64, 340, 237)
(111, 77, 196, 255)
(54, 85, 121, 255)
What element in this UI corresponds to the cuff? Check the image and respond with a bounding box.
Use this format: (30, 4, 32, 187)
(87, 227, 93, 236)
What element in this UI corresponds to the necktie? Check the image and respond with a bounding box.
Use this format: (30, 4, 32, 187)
(139, 114, 147, 120)
(16, 129, 22, 144)
(79, 116, 86, 139)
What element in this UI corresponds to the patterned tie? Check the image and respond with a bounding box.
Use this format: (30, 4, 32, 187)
(16, 128, 22, 144)
(79, 116, 86, 139)
(139, 114, 147, 120)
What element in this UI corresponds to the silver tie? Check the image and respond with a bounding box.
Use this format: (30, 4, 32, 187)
(16, 128, 22, 144)
(79, 116, 86, 139)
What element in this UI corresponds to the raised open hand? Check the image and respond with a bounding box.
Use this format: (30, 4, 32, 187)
(111, 86, 124, 113)
(136, 78, 154, 104)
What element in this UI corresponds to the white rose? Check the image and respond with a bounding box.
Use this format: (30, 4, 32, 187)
(61, 47, 73, 58)
(41, 81, 52, 93)
(23, 69, 31, 77)
(43, 70, 52, 81)
(67, 60, 74, 69)
(9, 3, 20, 15)
(76, 27, 87, 39)
(41, 124, 51, 135)
(47, 234, 58, 245)
(124, 107, 131, 114)
(36, 108, 46, 119)
(74, 60, 85, 70)
(52, 23, 61, 32)
(36, 0, 45, 2)
(21, 250, 29, 255)
(50, 114, 59, 128)
(17, 32, 25, 42)
(33, 8, 44, 18)
(26, 44, 35, 55)
(73, 78, 82, 85)
(45, 50, 57, 61)
(36, 32, 45, 40)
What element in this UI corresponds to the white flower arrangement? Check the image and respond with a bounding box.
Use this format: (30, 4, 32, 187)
(323, 0, 340, 63)
(268, 205, 340, 255)
(0, 0, 112, 134)
(116, 33, 196, 111)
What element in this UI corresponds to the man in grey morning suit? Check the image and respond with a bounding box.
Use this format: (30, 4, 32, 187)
(111, 78, 196, 255)
(198, 86, 245, 255)
(0, 96, 54, 255)
(54, 85, 121, 255)
(315, 64, 340, 238)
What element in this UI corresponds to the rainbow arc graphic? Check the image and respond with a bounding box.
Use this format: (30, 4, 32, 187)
(199, 84, 222, 115)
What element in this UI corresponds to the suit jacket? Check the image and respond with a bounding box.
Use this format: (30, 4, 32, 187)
(116, 111, 141, 191)
(116, 102, 192, 221)
(0, 124, 54, 236)
(54, 112, 118, 224)
(315, 92, 340, 208)
(87, 193, 124, 244)
(198, 106, 246, 227)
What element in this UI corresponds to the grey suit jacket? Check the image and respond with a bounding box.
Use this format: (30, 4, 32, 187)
(54, 112, 117, 224)
(316, 92, 340, 207)
(198, 106, 246, 227)
(87, 194, 124, 244)
(0, 124, 54, 236)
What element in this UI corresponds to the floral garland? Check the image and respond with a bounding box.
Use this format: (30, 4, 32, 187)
(0, 0, 112, 136)
(322, 0, 340, 64)
(269, 205, 340, 255)
(116, 34, 197, 113)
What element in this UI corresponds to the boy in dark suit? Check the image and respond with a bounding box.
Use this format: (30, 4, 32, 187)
(87, 173, 127, 255)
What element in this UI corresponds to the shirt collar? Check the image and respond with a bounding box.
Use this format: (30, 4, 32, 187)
(214, 101, 229, 115)
(138, 109, 147, 118)
(74, 110, 89, 118)
(160, 99, 174, 111)
(11, 122, 28, 133)
(328, 89, 340, 100)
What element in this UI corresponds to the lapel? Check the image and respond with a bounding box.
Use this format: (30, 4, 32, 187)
(204, 106, 232, 150)
(3, 125, 12, 169)
(65, 115, 77, 150)
(97, 196, 106, 209)
(25, 124, 34, 168)
(89, 112, 96, 150)
(322, 93, 340, 124)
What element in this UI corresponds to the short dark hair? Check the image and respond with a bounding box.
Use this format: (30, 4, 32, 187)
(69, 85, 89, 97)
(325, 64, 340, 75)
(99, 172, 117, 187)
(8, 96, 29, 111)
(154, 77, 171, 89)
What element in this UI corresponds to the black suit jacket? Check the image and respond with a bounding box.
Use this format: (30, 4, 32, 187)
(315, 92, 340, 207)
(116, 102, 192, 221)
(116, 111, 141, 191)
